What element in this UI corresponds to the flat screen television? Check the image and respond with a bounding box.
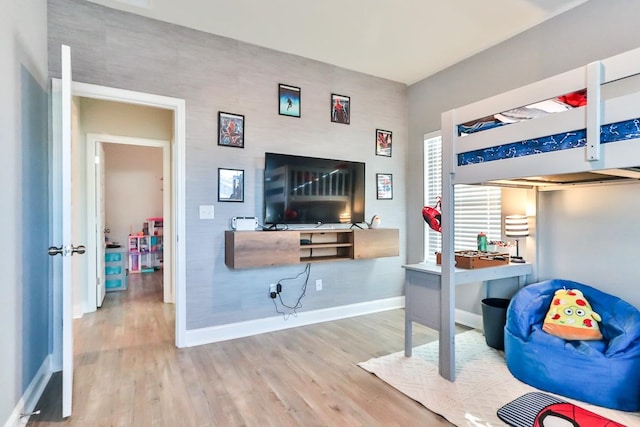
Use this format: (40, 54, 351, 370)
(264, 152, 365, 226)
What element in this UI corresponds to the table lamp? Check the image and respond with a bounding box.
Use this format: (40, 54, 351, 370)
(505, 215, 528, 263)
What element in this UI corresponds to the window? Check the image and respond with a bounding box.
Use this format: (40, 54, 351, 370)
(424, 133, 501, 263)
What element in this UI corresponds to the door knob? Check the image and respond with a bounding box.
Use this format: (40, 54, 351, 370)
(48, 246, 63, 256)
(48, 244, 86, 256)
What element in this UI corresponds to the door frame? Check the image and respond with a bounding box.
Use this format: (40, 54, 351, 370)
(52, 80, 187, 353)
(86, 134, 173, 305)
(94, 140, 106, 308)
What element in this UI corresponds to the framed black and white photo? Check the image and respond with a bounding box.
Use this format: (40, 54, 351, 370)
(218, 168, 244, 202)
(331, 93, 350, 124)
(376, 173, 393, 200)
(218, 112, 245, 148)
(278, 84, 301, 117)
(376, 129, 392, 157)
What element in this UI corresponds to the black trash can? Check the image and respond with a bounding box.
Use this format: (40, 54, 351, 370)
(481, 298, 510, 350)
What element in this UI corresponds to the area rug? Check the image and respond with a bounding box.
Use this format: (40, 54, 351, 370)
(358, 330, 640, 427)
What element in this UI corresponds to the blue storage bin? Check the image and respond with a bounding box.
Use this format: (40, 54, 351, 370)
(105, 279, 123, 289)
(105, 266, 122, 275)
(105, 252, 122, 262)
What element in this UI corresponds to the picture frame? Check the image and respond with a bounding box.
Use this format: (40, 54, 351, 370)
(331, 93, 350, 124)
(376, 129, 392, 157)
(218, 111, 245, 148)
(278, 84, 301, 117)
(218, 168, 244, 202)
(376, 173, 393, 200)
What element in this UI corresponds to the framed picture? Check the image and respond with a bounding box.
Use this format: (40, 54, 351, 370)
(278, 84, 301, 117)
(376, 129, 392, 157)
(376, 173, 393, 200)
(331, 93, 350, 124)
(218, 112, 244, 148)
(218, 168, 244, 202)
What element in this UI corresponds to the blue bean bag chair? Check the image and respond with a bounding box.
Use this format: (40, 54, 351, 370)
(505, 279, 640, 411)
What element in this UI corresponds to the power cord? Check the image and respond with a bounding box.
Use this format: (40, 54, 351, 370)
(272, 263, 311, 320)
(271, 295, 286, 317)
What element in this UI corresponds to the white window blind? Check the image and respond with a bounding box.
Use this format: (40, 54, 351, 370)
(424, 133, 501, 263)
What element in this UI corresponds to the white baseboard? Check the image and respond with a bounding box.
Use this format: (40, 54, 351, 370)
(455, 309, 483, 330)
(4, 355, 52, 427)
(185, 296, 405, 347)
(73, 302, 83, 319)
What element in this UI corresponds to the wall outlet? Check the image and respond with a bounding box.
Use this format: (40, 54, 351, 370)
(269, 283, 277, 298)
(315, 279, 322, 291)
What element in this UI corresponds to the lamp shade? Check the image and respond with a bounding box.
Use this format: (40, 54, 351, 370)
(505, 215, 529, 238)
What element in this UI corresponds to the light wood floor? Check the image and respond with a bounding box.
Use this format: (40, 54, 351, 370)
(28, 271, 457, 427)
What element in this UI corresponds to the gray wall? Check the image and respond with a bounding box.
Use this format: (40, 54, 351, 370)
(408, 0, 640, 309)
(1, 0, 49, 423)
(538, 183, 640, 308)
(21, 64, 50, 401)
(47, 0, 408, 329)
(103, 143, 164, 248)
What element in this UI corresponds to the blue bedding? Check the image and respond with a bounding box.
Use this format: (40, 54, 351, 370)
(458, 118, 640, 166)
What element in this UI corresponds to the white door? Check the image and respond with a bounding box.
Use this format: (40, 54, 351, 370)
(96, 141, 106, 307)
(49, 44, 82, 418)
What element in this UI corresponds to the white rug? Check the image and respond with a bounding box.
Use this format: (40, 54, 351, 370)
(359, 330, 640, 427)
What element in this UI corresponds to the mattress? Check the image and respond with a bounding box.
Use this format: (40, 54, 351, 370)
(458, 117, 640, 166)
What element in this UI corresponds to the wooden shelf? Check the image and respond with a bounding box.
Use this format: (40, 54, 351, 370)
(299, 229, 353, 262)
(225, 228, 399, 269)
(300, 255, 349, 264)
(305, 243, 353, 249)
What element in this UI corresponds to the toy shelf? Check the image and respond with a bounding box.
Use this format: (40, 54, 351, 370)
(128, 217, 163, 273)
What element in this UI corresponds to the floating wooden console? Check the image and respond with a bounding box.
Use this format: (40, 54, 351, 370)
(225, 228, 399, 269)
(353, 228, 399, 259)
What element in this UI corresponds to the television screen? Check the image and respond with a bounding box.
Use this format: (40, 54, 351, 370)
(264, 152, 365, 225)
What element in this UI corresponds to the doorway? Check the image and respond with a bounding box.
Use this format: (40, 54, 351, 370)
(59, 81, 187, 352)
(77, 96, 173, 306)
(87, 136, 170, 309)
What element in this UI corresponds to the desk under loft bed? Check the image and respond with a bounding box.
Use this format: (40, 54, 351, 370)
(437, 47, 640, 381)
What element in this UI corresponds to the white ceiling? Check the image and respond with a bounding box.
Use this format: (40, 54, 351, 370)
(85, 0, 588, 85)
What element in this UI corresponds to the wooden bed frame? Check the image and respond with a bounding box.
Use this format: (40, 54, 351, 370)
(437, 47, 640, 380)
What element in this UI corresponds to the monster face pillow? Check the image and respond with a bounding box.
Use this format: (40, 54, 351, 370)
(542, 288, 603, 340)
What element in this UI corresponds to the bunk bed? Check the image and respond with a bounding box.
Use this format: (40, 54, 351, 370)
(437, 47, 640, 381)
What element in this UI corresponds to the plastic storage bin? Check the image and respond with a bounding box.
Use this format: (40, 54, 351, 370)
(105, 247, 128, 291)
